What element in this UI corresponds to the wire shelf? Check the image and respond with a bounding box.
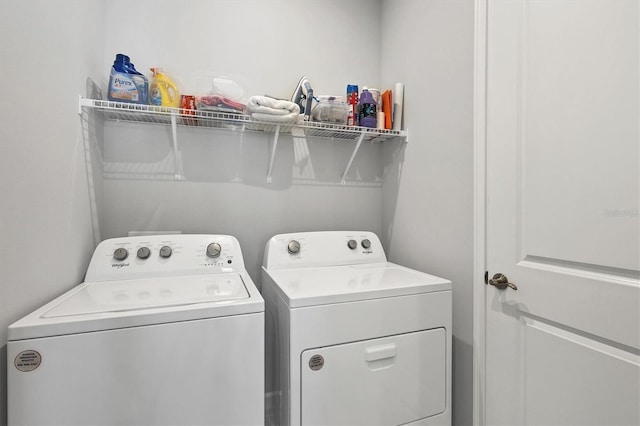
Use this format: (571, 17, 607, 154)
(79, 98, 406, 143)
(79, 97, 407, 183)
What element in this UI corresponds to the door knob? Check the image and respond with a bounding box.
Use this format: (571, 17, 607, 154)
(488, 273, 518, 290)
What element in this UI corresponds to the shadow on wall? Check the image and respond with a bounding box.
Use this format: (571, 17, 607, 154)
(81, 78, 106, 248)
(380, 135, 407, 245)
(1, 345, 7, 426)
(452, 335, 474, 426)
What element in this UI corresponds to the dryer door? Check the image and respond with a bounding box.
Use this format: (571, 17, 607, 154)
(300, 328, 446, 425)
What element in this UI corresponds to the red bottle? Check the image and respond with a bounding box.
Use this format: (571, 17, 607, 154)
(346, 84, 358, 125)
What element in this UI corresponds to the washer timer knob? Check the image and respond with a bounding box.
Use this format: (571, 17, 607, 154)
(137, 247, 151, 259)
(159, 246, 172, 258)
(287, 240, 301, 254)
(347, 239, 358, 250)
(206, 242, 222, 258)
(361, 239, 372, 249)
(113, 248, 128, 261)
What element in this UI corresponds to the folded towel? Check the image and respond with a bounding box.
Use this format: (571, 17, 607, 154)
(250, 112, 303, 124)
(246, 95, 300, 123)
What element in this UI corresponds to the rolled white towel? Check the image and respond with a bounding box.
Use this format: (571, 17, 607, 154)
(246, 95, 300, 123)
(249, 112, 302, 124)
(246, 95, 299, 115)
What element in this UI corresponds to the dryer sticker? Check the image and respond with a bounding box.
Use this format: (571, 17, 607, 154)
(15, 350, 41, 372)
(309, 354, 324, 371)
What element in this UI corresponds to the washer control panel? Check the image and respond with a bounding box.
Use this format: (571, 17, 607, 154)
(263, 231, 387, 270)
(86, 234, 245, 282)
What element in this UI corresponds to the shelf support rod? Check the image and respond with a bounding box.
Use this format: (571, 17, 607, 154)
(341, 130, 366, 184)
(170, 113, 182, 181)
(266, 125, 280, 184)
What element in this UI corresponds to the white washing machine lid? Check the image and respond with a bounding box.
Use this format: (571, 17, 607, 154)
(43, 274, 249, 318)
(263, 262, 451, 308)
(8, 273, 264, 341)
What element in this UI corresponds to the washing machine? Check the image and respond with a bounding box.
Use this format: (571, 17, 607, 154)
(8, 234, 264, 426)
(261, 231, 452, 426)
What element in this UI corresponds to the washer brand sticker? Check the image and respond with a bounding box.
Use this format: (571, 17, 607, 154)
(15, 350, 41, 372)
(309, 354, 324, 371)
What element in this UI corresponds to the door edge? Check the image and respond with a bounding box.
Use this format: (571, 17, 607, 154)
(473, 0, 488, 425)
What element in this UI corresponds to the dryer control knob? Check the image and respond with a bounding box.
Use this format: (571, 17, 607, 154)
(361, 239, 372, 249)
(287, 240, 301, 254)
(113, 248, 128, 261)
(347, 239, 358, 250)
(206, 243, 222, 258)
(159, 246, 172, 258)
(137, 247, 151, 259)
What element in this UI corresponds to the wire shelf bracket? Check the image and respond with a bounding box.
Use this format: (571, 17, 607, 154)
(341, 131, 366, 184)
(266, 125, 280, 184)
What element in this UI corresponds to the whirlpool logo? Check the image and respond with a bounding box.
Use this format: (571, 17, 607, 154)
(112, 263, 129, 269)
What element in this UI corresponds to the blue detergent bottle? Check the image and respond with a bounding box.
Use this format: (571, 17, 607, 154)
(127, 62, 149, 104)
(108, 54, 148, 104)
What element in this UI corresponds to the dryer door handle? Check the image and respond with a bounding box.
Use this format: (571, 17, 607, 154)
(364, 343, 397, 362)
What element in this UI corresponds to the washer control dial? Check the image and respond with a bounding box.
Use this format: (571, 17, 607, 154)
(136, 247, 151, 259)
(206, 242, 222, 258)
(361, 239, 372, 249)
(347, 239, 358, 250)
(159, 246, 172, 258)
(287, 240, 301, 254)
(113, 248, 128, 261)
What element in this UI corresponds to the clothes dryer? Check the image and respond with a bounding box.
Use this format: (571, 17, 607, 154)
(262, 231, 452, 426)
(8, 234, 264, 426)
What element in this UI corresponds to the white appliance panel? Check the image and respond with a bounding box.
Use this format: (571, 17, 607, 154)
(262, 231, 452, 426)
(8, 234, 265, 426)
(301, 328, 446, 425)
(85, 234, 244, 281)
(8, 271, 262, 341)
(8, 313, 264, 426)
(43, 273, 249, 317)
(263, 231, 387, 270)
(267, 264, 451, 307)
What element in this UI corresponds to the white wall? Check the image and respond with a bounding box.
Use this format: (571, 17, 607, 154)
(0, 1, 475, 425)
(99, 0, 386, 282)
(0, 1, 105, 424)
(380, 1, 475, 425)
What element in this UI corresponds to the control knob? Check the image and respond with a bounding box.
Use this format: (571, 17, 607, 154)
(206, 242, 222, 258)
(287, 240, 301, 254)
(113, 248, 128, 261)
(347, 239, 357, 250)
(361, 239, 371, 249)
(159, 246, 172, 258)
(137, 247, 151, 259)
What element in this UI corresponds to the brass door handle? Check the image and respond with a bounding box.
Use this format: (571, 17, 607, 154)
(488, 273, 518, 290)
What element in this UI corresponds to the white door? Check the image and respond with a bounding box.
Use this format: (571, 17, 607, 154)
(480, 0, 640, 425)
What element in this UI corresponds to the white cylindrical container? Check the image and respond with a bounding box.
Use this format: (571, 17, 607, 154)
(393, 83, 404, 131)
(377, 112, 385, 129)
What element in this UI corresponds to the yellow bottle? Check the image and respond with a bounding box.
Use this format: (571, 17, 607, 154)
(149, 68, 180, 107)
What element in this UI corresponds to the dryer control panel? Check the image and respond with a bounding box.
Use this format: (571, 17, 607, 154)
(263, 231, 387, 270)
(86, 234, 245, 282)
